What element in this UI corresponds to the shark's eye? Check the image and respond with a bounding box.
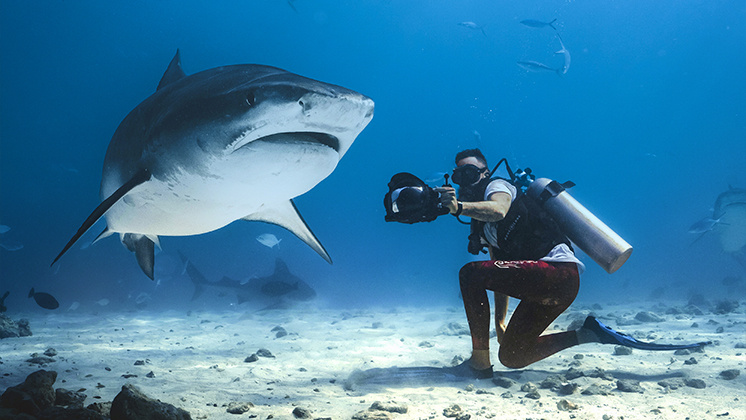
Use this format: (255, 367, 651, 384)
(246, 92, 256, 107)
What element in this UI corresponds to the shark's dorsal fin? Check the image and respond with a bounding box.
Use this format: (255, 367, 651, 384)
(52, 169, 151, 267)
(243, 200, 332, 264)
(274, 259, 290, 274)
(157, 49, 186, 91)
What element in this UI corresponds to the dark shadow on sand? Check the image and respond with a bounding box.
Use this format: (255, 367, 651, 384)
(343, 366, 477, 390)
(343, 364, 689, 391)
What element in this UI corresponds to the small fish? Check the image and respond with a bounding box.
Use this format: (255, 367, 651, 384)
(68, 301, 80, 311)
(28, 288, 60, 310)
(517, 60, 560, 74)
(0, 225, 10, 234)
(688, 217, 727, 234)
(0, 241, 23, 251)
(520, 18, 557, 30)
(256, 233, 282, 249)
(261, 280, 299, 297)
(458, 21, 487, 37)
(95, 298, 110, 306)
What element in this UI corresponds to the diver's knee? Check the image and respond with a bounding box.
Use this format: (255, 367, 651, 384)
(458, 262, 480, 285)
(498, 347, 530, 369)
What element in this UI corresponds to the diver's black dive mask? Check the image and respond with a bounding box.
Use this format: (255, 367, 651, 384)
(452, 164, 488, 187)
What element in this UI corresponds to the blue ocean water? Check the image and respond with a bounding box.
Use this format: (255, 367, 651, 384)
(0, 0, 744, 312)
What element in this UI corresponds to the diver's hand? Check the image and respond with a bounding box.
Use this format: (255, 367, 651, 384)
(435, 186, 459, 214)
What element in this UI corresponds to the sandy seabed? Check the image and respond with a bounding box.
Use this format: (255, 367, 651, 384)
(1, 301, 744, 420)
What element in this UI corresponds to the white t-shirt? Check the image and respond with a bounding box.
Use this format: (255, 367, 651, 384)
(482, 179, 585, 273)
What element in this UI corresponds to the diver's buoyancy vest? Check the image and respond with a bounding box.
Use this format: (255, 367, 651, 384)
(473, 179, 571, 261)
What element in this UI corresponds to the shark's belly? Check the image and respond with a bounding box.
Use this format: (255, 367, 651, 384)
(103, 140, 339, 235)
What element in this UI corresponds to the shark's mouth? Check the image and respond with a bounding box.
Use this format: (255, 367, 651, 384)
(256, 132, 340, 153)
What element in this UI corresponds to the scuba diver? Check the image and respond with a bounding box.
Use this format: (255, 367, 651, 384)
(427, 148, 709, 378)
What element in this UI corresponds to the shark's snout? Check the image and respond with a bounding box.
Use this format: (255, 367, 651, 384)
(297, 90, 374, 121)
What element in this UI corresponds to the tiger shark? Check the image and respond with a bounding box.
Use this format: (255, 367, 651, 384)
(53, 50, 374, 279)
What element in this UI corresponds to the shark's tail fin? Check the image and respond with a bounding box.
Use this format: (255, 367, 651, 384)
(549, 18, 557, 31)
(191, 283, 204, 301)
(178, 251, 207, 301)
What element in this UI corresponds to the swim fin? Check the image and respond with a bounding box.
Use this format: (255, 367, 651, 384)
(582, 316, 711, 351)
(443, 359, 494, 380)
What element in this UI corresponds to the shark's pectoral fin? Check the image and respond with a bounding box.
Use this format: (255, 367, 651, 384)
(52, 169, 151, 267)
(243, 200, 332, 264)
(122, 233, 156, 280)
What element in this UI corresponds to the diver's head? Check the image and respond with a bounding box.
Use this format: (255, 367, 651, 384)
(453, 149, 491, 202)
(453, 149, 490, 186)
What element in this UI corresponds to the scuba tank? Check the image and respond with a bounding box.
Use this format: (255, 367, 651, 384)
(525, 178, 632, 274)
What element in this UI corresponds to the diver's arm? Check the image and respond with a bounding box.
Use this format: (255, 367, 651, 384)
(460, 192, 511, 222)
(437, 187, 511, 222)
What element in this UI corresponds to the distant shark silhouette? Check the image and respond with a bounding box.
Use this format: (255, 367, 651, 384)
(516, 35, 570, 75)
(690, 186, 746, 268)
(179, 252, 316, 304)
(517, 60, 560, 73)
(458, 21, 487, 37)
(555, 34, 571, 75)
(52, 50, 374, 279)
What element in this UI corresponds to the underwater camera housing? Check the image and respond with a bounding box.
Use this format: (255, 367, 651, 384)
(384, 172, 450, 224)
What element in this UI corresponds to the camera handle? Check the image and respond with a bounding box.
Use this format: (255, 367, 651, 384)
(442, 173, 471, 225)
